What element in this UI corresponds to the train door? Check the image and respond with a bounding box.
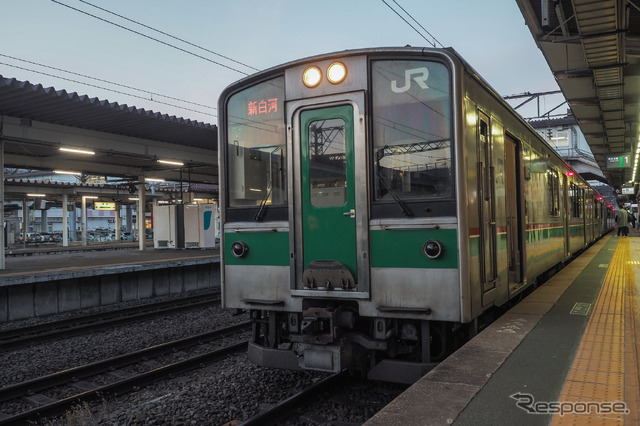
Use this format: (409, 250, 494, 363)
(583, 190, 588, 246)
(563, 174, 570, 259)
(477, 112, 497, 300)
(297, 104, 360, 291)
(505, 135, 523, 289)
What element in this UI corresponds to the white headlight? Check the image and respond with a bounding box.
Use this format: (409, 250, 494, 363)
(327, 62, 347, 84)
(303, 66, 322, 88)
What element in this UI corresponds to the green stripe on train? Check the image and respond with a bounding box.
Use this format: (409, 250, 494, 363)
(224, 232, 290, 266)
(370, 228, 458, 269)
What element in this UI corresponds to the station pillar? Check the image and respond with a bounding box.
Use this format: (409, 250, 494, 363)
(0, 139, 4, 269)
(138, 179, 145, 251)
(62, 193, 69, 247)
(81, 196, 88, 246)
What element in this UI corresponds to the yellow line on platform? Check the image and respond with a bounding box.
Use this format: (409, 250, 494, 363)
(552, 238, 640, 425)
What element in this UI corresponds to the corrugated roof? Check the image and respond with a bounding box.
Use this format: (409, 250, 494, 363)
(0, 75, 217, 150)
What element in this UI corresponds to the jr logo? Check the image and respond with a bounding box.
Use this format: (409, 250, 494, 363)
(391, 67, 429, 93)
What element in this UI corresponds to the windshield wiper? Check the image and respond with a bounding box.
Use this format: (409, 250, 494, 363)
(376, 172, 414, 217)
(254, 184, 273, 221)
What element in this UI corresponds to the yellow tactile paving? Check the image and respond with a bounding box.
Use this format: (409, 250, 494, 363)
(552, 237, 640, 425)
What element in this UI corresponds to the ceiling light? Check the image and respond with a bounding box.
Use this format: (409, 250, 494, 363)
(27, 193, 46, 197)
(59, 147, 95, 155)
(54, 170, 81, 175)
(82, 196, 98, 199)
(145, 178, 165, 182)
(157, 159, 184, 166)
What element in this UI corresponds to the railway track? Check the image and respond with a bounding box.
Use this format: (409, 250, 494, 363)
(0, 321, 250, 425)
(0, 291, 221, 351)
(240, 370, 406, 425)
(240, 371, 349, 425)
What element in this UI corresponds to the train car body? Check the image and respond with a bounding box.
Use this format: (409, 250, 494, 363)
(218, 47, 613, 384)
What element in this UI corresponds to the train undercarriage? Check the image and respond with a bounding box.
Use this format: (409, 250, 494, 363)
(248, 304, 474, 384)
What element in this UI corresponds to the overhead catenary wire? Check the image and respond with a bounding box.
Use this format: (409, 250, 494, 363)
(0, 60, 216, 118)
(77, 0, 259, 73)
(380, 0, 445, 48)
(50, 0, 251, 76)
(0, 53, 216, 112)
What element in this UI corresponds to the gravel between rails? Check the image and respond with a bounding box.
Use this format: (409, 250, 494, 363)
(0, 290, 325, 425)
(1, 289, 405, 425)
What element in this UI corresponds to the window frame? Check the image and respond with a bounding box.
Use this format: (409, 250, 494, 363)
(368, 56, 456, 219)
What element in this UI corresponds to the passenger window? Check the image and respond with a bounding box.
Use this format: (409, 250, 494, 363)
(547, 168, 560, 216)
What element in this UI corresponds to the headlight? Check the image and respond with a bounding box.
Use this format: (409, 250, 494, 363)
(231, 241, 249, 258)
(327, 62, 347, 84)
(302, 66, 322, 88)
(423, 240, 444, 259)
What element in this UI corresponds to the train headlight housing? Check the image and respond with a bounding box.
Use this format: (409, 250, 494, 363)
(423, 240, 444, 259)
(231, 241, 249, 258)
(302, 66, 322, 88)
(327, 62, 347, 84)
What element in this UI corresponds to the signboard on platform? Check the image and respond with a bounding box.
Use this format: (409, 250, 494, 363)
(622, 187, 635, 195)
(93, 202, 116, 211)
(605, 153, 631, 169)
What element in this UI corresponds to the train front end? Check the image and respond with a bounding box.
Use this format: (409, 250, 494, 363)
(219, 48, 467, 384)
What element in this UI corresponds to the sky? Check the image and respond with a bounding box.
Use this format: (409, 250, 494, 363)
(0, 0, 566, 125)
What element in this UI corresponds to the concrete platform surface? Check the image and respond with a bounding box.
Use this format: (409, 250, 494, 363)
(0, 246, 219, 286)
(366, 232, 640, 425)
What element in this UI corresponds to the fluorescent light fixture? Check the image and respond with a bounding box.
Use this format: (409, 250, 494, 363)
(128, 197, 139, 201)
(59, 147, 95, 155)
(157, 159, 184, 166)
(145, 178, 165, 182)
(54, 170, 81, 175)
(82, 196, 98, 199)
(193, 198, 204, 201)
(27, 193, 46, 197)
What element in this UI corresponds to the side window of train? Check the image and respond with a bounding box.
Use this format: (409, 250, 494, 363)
(570, 183, 583, 218)
(547, 167, 560, 217)
(479, 118, 491, 201)
(371, 60, 453, 207)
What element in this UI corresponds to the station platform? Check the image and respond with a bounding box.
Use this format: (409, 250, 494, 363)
(0, 243, 221, 322)
(0, 242, 219, 286)
(367, 231, 640, 425)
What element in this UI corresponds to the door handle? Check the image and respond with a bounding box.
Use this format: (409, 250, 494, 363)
(343, 209, 355, 218)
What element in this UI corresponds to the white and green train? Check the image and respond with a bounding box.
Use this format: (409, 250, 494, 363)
(218, 47, 614, 384)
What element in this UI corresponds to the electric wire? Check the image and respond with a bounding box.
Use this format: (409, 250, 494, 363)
(380, 0, 444, 48)
(0, 53, 216, 111)
(77, 0, 259, 73)
(390, 0, 444, 48)
(0, 60, 216, 118)
(50, 0, 250, 76)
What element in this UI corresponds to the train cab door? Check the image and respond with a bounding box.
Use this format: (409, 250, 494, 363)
(563, 174, 570, 259)
(293, 103, 368, 295)
(477, 112, 497, 302)
(505, 135, 524, 291)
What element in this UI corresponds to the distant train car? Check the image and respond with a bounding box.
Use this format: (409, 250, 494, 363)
(218, 47, 614, 384)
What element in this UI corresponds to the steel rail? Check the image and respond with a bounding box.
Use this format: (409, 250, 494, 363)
(0, 291, 221, 351)
(0, 321, 250, 403)
(240, 370, 348, 426)
(0, 340, 248, 425)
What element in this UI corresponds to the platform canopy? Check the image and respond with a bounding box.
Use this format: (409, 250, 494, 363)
(0, 75, 218, 194)
(516, 0, 640, 189)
